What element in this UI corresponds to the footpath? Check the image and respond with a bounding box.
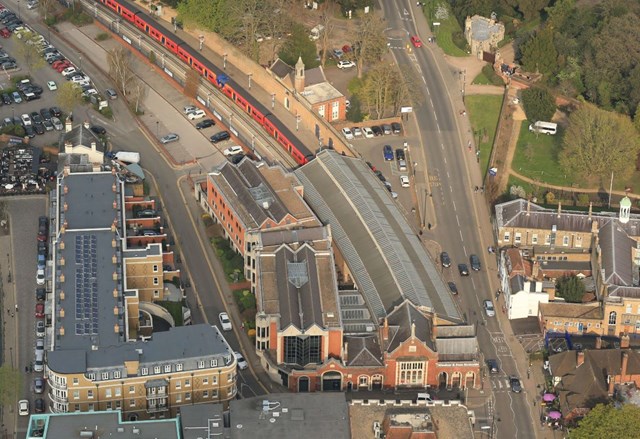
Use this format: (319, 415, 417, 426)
(0, 233, 18, 438)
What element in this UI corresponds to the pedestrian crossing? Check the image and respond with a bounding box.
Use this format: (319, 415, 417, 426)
(490, 377, 514, 390)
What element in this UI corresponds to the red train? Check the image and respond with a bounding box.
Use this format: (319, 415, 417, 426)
(98, 0, 313, 165)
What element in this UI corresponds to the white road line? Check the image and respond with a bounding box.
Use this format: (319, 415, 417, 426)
(452, 201, 456, 211)
(456, 216, 460, 227)
(422, 76, 426, 84)
(459, 230, 464, 241)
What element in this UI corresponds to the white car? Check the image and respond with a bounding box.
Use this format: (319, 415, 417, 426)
(18, 400, 29, 416)
(219, 312, 232, 331)
(363, 127, 374, 138)
(187, 109, 206, 120)
(400, 175, 410, 188)
(341, 127, 354, 140)
(61, 66, 76, 77)
(36, 268, 45, 285)
(484, 300, 496, 317)
(223, 145, 243, 156)
(183, 105, 197, 114)
(352, 127, 362, 137)
(337, 60, 356, 69)
(21, 114, 32, 126)
(46, 80, 57, 91)
(234, 351, 248, 370)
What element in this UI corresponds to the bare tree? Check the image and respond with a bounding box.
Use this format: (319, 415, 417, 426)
(14, 31, 46, 73)
(263, 0, 294, 64)
(318, 3, 337, 68)
(351, 12, 387, 79)
(107, 48, 135, 96)
(38, 0, 57, 21)
(129, 78, 146, 114)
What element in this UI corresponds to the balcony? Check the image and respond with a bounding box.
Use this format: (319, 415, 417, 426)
(47, 391, 68, 405)
(146, 402, 169, 414)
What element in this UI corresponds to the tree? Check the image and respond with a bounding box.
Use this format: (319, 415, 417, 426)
(278, 22, 319, 68)
(177, 0, 231, 34)
(318, 4, 337, 68)
(107, 48, 135, 96)
(522, 87, 556, 122)
(351, 12, 387, 79)
(356, 62, 411, 119)
(0, 366, 22, 406)
(559, 104, 640, 182)
(38, 0, 57, 21)
(129, 78, 146, 114)
(13, 31, 46, 73)
(571, 404, 640, 439)
(184, 69, 200, 100)
(57, 82, 83, 115)
(520, 27, 558, 78)
(555, 275, 585, 303)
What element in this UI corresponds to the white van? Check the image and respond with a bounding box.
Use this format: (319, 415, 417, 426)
(528, 121, 557, 135)
(309, 25, 325, 41)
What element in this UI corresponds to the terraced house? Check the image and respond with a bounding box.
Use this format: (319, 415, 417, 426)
(45, 167, 236, 420)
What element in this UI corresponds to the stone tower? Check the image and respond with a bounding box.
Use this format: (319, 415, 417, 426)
(294, 56, 305, 93)
(619, 196, 632, 224)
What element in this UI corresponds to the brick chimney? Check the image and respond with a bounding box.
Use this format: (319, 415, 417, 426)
(532, 260, 540, 279)
(595, 336, 602, 349)
(557, 202, 562, 218)
(588, 202, 593, 221)
(382, 317, 389, 342)
(622, 351, 629, 378)
(608, 375, 615, 395)
(621, 333, 630, 349)
(577, 351, 585, 367)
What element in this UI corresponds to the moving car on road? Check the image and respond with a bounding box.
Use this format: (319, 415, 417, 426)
(234, 352, 248, 370)
(483, 299, 495, 317)
(510, 376, 522, 393)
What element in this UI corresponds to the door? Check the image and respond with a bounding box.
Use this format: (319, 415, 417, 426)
(298, 377, 309, 392)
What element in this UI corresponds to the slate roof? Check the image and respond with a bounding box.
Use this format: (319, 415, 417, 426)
(59, 124, 103, 152)
(598, 221, 636, 286)
(295, 151, 459, 320)
(539, 302, 603, 320)
(384, 300, 433, 353)
(345, 335, 383, 367)
(270, 58, 293, 80)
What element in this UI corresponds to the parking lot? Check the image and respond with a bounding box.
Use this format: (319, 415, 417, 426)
(0, 145, 53, 195)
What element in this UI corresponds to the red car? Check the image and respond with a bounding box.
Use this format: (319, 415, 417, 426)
(410, 35, 422, 48)
(0, 27, 10, 38)
(52, 60, 67, 69)
(35, 303, 45, 318)
(55, 63, 71, 73)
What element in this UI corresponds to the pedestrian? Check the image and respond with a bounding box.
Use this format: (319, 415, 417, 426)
(15, 304, 18, 312)
(25, 366, 28, 373)
(427, 223, 432, 230)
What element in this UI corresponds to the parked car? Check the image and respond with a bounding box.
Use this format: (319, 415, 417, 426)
(39, 108, 52, 121)
(34, 377, 45, 394)
(337, 60, 356, 69)
(210, 131, 230, 143)
(20, 113, 32, 126)
(234, 351, 248, 370)
(363, 127, 374, 138)
(371, 125, 383, 136)
(160, 133, 179, 144)
(36, 288, 45, 301)
(50, 106, 61, 117)
(440, 251, 451, 268)
(399, 175, 410, 188)
(228, 153, 245, 165)
(36, 320, 46, 337)
(36, 268, 45, 285)
(187, 109, 206, 120)
(219, 312, 232, 331)
(382, 124, 392, 135)
(51, 117, 63, 131)
(223, 145, 243, 156)
(341, 127, 354, 140)
(90, 125, 106, 135)
(18, 400, 29, 416)
(35, 302, 45, 318)
(458, 263, 469, 276)
(483, 299, 496, 317)
(447, 282, 458, 295)
(195, 119, 215, 129)
(105, 88, 117, 99)
(35, 337, 44, 353)
(470, 254, 481, 271)
(135, 209, 157, 218)
(395, 148, 405, 161)
(34, 398, 45, 413)
(352, 126, 362, 137)
(391, 122, 402, 134)
(183, 105, 197, 114)
(11, 91, 22, 103)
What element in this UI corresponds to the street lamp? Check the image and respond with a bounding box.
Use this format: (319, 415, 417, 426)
(156, 121, 159, 138)
(17, 0, 21, 20)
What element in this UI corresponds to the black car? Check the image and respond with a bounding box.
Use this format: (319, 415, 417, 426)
(50, 106, 61, 117)
(36, 288, 46, 301)
(395, 148, 405, 161)
(38, 216, 48, 236)
(509, 376, 522, 393)
(470, 254, 481, 271)
(40, 108, 52, 121)
(440, 251, 451, 268)
(31, 112, 43, 124)
(135, 209, 157, 218)
(228, 153, 245, 164)
(34, 398, 45, 413)
(487, 359, 499, 374)
(196, 119, 215, 129)
(374, 170, 386, 182)
(24, 125, 36, 138)
(34, 123, 45, 135)
(391, 122, 402, 134)
(458, 263, 469, 276)
(447, 282, 458, 295)
(90, 125, 106, 135)
(1, 93, 10, 105)
(210, 130, 230, 143)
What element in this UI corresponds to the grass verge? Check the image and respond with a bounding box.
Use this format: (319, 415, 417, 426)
(422, 2, 467, 56)
(465, 95, 502, 176)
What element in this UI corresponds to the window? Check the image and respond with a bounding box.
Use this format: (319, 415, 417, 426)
(228, 373, 234, 383)
(164, 365, 171, 373)
(74, 404, 80, 411)
(211, 359, 217, 367)
(73, 391, 80, 400)
(283, 335, 322, 366)
(153, 264, 158, 272)
(154, 290, 160, 298)
(129, 386, 135, 394)
(115, 388, 121, 397)
(609, 311, 617, 325)
(88, 404, 94, 411)
(503, 232, 510, 242)
(114, 371, 120, 379)
(575, 235, 582, 248)
(141, 368, 148, 376)
(185, 392, 191, 401)
(408, 345, 417, 353)
(203, 377, 209, 385)
(359, 376, 369, 387)
(116, 401, 121, 409)
(176, 380, 181, 389)
(212, 375, 217, 385)
(531, 234, 538, 244)
(88, 390, 94, 399)
(176, 394, 182, 403)
(318, 104, 326, 118)
(545, 235, 551, 245)
(331, 101, 339, 120)
(396, 361, 425, 385)
(185, 379, 191, 388)
(198, 361, 205, 369)
(106, 402, 112, 410)
(73, 378, 79, 386)
(627, 304, 633, 314)
(563, 236, 569, 246)
(105, 388, 112, 398)
(102, 372, 109, 380)
(129, 399, 136, 408)
(514, 233, 521, 244)
(211, 389, 218, 398)
(154, 366, 161, 374)
(153, 277, 159, 285)
(176, 363, 183, 371)
(203, 390, 209, 398)
(87, 373, 95, 381)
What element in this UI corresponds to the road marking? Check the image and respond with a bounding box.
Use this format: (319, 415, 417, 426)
(456, 216, 460, 227)
(459, 230, 464, 241)
(421, 75, 426, 84)
(452, 200, 456, 211)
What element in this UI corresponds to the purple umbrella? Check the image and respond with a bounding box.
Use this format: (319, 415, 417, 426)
(543, 393, 557, 402)
(548, 411, 562, 420)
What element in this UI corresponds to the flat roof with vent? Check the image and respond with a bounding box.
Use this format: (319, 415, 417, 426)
(295, 151, 459, 320)
(26, 411, 180, 438)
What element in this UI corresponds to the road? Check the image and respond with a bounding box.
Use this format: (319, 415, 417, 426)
(380, 0, 535, 437)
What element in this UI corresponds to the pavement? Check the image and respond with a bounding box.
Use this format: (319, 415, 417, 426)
(0, 233, 18, 439)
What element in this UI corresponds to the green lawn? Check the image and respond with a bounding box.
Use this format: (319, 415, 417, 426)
(511, 121, 576, 187)
(472, 65, 505, 86)
(422, 2, 468, 57)
(465, 95, 503, 176)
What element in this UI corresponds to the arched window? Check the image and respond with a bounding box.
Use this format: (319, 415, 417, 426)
(609, 311, 617, 325)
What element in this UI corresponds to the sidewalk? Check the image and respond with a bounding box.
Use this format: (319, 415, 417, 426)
(0, 234, 18, 438)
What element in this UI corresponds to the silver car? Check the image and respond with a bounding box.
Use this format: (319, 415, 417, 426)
(160, 133, 179, 144)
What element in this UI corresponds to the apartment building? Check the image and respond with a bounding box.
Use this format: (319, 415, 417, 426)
(45, 169, 236, 420)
